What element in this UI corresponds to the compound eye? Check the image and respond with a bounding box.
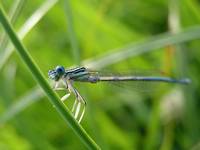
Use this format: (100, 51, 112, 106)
(56, 66, 65, 75)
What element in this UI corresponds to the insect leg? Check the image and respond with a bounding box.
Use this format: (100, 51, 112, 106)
(74, 88, 86, 123)
(53, 81, 70, 102)
(66, 80, 86, 123)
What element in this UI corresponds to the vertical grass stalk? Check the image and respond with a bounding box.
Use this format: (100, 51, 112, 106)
(63, 0, 80, 65)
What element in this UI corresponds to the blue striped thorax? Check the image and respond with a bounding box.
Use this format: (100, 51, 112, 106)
(48, 66, 90, 81)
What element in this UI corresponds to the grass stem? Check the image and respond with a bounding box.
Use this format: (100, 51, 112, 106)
(0, 6, 100, 150)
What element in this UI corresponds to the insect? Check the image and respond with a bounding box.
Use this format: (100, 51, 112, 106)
(48, 65, 191, 123)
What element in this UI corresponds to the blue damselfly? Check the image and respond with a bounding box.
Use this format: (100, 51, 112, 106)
(48, 66, 191, 123)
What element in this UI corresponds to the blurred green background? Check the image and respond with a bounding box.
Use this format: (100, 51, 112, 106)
(0, 0, 200, 149)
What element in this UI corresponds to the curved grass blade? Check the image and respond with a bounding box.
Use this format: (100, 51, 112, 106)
(0, 0, 58, 71)
(0, 0, 26, 51)
(0, 6, 100, 150)
(0, 87, 43, 125)
(83, 26, 200, 69)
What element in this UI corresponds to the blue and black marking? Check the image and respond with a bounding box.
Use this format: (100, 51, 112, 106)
(48, 66, 191, 85)
(48, 66, 89, 81)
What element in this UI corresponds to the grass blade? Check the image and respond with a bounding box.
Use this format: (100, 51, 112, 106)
(0, 0, 26, 51)
(0, 87, 43, 125)
(83, 26, 200, 69)
(0, 6, 100, 150)
(0, 0, 58, 71)
(63, 0, 80, 65)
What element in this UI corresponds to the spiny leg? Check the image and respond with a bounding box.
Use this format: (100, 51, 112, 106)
(71, 100, 78, 114)
(53, 81, 67, 91)
(67, 80, 86, 123)
(61, 93, 70, 102)
(53, 81, 70, 102)
(72, 89, 84, 114)
(74, 88, 86, 123)
(74, 101, 81, 119)
(66, 81, 79, 115)
(53, 80, 85, 123)
(71, 89, 82, 118)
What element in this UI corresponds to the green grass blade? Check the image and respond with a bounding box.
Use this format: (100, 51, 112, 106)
(0, 0, 58, 71)
(83, 26, 200, 69)
(184, 0, 200, 22)
(0, 87, 43, 125)
(0, 6, 100, 150)
(7, 0, 26, 24)
(0, 0, 26, 51)
(63, 0, 80, 65)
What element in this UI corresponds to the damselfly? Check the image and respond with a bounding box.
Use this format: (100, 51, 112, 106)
(48, 66, 191, 123)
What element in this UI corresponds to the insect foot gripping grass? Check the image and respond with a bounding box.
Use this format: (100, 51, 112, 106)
(48, 65, 191, 123)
